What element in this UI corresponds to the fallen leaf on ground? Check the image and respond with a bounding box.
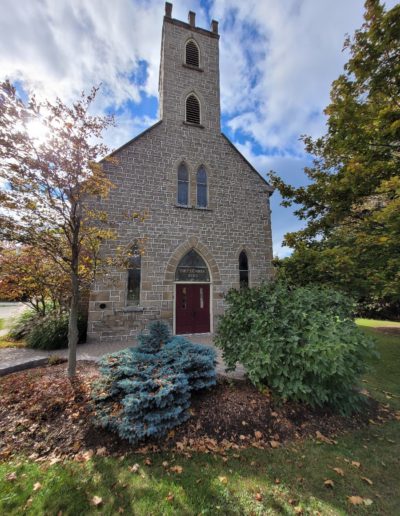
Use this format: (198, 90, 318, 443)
(361, 476, 373, 485)
(351, 461, 361, 468)
(270, 440, 280, 448)
(166, 492, 174, 502)
(128, 464, 140, 473)
(348, 496, 363, 505)
(33, 482, 42, 491)
(324, 479, 334, 488)
(363, 498, 373, 506)
(144, 458, 152, 466)
(162, 461, 169, 468)
(6, 472, 17, 481)
(91, 496, 103, 506)
(316, 431, 334, 444)
(218, 476, 228, 484)
(332, 467, 344, 476)
(255, 492, 263, 501)
(96, 447, 107, 457)
(254, 431, 262, 440)
(170, 466, 183, 474)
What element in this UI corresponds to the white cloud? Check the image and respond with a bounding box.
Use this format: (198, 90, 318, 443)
(0, 0, 164, 105)
(213, 0, 398, 151)
(103, 113, 159, 152)
(1, 0, 396, 254)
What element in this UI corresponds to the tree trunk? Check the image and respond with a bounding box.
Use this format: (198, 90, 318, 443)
(67, 267, 80, 377)
(68, 202, 81, 378)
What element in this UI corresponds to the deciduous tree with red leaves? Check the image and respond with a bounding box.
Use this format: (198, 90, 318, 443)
(0, 82, 115, 376)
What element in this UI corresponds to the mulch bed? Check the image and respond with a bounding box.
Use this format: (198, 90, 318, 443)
(0, 361, 394, 461)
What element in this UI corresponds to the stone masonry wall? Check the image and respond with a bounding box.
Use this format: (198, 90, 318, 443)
(87, 12, 274, 343)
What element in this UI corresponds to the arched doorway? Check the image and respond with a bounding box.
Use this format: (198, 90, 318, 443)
(175, 249, 211, 334)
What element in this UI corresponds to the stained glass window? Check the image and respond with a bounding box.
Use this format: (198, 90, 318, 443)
(177, 163, 189, 205)
(127, 242, 141, 305)
(197, 166, 207, 208)
(239, 250, 249, 289)
(176, 249, 210, 282)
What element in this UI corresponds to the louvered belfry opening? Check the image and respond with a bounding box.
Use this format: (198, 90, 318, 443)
(185, 41, 199, 67)
(186, 94, 200, 124)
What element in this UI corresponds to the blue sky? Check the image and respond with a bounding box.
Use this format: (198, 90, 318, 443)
(1, 0, 396, 256)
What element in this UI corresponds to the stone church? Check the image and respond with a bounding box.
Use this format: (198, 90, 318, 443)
(87, 3, 274, 343)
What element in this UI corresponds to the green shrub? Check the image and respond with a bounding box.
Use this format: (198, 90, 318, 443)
(92, 322, 216, 444)
(8, 309, 40, 341)
(215, 282, 377, 414)
(26, 313, 87, 350)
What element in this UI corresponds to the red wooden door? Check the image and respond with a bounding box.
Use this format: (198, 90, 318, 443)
(176, 284, 210, 334)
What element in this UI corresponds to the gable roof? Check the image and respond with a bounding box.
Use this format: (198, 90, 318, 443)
(106, 120, 163, 159)
(221, 133, 274, 194)
(103, 121, 274, 196)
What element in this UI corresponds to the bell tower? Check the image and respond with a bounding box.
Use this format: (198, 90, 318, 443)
(158, 2, 221, 133)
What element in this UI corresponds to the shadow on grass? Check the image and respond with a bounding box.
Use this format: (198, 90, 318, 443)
(1, 418, 399, 515)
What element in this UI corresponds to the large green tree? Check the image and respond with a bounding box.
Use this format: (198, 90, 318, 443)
(271, 0, 400, 314)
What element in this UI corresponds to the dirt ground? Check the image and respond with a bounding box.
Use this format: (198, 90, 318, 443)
(0, 361, 393, 460)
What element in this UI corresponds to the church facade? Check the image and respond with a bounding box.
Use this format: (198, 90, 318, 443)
(87, 3, 274, 343)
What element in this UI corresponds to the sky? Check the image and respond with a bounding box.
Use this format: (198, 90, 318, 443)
(0, 0, 396, 257)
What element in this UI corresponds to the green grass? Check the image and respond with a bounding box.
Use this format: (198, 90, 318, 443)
(1, 421, 399, 515)
(355, 318, 400, 327)
(0, 337, 26, 349)
(361, 326, 400, 410)
(0, 319, 399, 515)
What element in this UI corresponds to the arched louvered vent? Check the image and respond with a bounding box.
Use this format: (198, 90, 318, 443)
(185, 41, 199, 67)
(186, 94, 200, 124)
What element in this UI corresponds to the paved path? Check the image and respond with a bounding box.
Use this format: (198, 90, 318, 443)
(0, 334, 246, 379)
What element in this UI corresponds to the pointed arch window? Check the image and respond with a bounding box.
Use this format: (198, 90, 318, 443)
(127, 241, 141, 305)
(186, 94, 200, 124)
(176, 249, 210, 282)
(177, 163, 189, 206)
(185, 40, 200, 67)
(239, 251, 249, 289)
(196, 166, 208, 208)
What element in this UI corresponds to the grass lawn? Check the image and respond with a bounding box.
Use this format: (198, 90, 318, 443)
(355, 318, 400, 328)
(0, 336, 26, 349)
(0, 320, 399, 515)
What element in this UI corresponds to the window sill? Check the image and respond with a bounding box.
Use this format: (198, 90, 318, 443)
(174, 204, 213, 212)
(182, 63, 204, 72)
(183, 121, 204, 129)
(122, 306, 144, 313)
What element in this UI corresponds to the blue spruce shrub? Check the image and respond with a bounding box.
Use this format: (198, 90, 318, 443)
(136, 320, 171, 353)
(215, 281, 377, 414)
(162, 337, 217, 390)
(92, 322, 216, 444)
